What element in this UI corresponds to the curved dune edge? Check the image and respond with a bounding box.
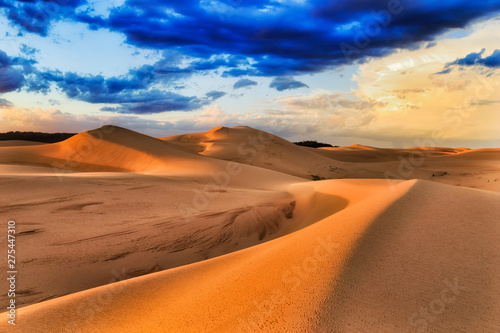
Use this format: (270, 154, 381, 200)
(1, 125, 499, 191)
(160, 125, 350, 179)
(0, 126, 305, 189)
(5, 178, 411, 333)
(3, 179, 498, 332)
(0, 124, 499, 331)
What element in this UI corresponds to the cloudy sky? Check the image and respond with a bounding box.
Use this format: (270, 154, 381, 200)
(1, 0, 499, 148)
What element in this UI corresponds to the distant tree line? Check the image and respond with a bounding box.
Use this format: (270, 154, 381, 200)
(0, 131, 77, 143)
(293, 140, 337, 148)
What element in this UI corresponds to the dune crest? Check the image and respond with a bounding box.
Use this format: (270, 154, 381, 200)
(3, 179, 499, 332)
(0, 125, 499, 332)
(162, 126, 346, 180)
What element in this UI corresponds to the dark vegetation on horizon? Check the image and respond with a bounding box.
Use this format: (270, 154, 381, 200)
(0, 132, 339, 147)
(294, 140, 337, 148)
(0, 131, 77, 143)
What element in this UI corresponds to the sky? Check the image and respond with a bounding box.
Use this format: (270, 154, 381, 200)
(0, 0, 500, 148)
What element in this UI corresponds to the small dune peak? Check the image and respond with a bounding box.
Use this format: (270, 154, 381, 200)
(95, 125, 140, 134)
(97, 125, 123, 131)
(209, 126, 229, 133)
(349, 144, 375, 150)
(85, 125, 146, 139)
(85, 125, 126, 137)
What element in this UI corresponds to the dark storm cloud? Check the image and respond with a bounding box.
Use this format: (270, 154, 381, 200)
(233, 78, 258, 89)
(0, 98, 13, 107)
(437, 49, 500, 74)
(435, 68, 452, 75)
(99, 92, 207, 114)
(205, 91, 227, 100)
(99, 90, 227, 114)
(18, 52, 239, 106)
(52, 66, 157, 103)
(20, 44, 39, 57)
(2, 0, 500, 114)
(0, 49, 220, 113)
(3, 1, 500, 75)
(449, 49, 488, 66)
(0, 0, 85, 36)
(480, 50, 500, 68)
(83, 0, 500, 75)
(448, 49, 500, 68)
(0, 50, 25, 93)
(270, 77, 309, 91)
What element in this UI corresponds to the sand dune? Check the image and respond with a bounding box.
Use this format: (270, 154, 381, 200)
(0, 172, 303, 309)
(161, 126, 348, 180)
(0, 125, 301, 187)
(0, 140, 46, 147)
(160, 126, 500, 191)
(2, 179, 499, 332)
(311, 145, 468, 162)
(0, 125, 209, 172)
(336, 147, 500, 192)
(0, 125, 499, 332)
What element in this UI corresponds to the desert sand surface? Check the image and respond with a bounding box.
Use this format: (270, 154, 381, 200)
(1, 125, 499, 332)
(162, 126, 500, 192)
(0, 140, 46, 147)
(161, 126, 347, 180)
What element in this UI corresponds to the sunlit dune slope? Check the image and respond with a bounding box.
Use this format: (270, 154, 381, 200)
(437, 147, 500, 162)
(0, 125, 202, 172)
(161, 126, 346, 180)
(297, 144, 500, 191)
(5, 179, 499, 332)
(160, 126, 500, 191)
(0, 125, 303, 187)
(2, 125, 497, 190)
(0, 140, 46, 147)
(310, 145, 469, 163)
